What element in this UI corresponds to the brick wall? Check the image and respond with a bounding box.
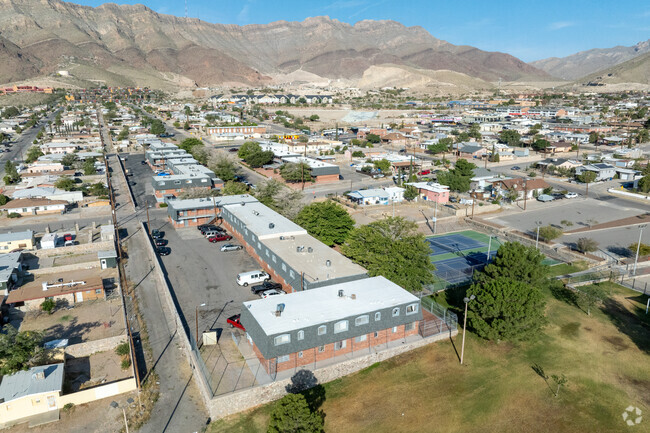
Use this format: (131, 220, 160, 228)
(314, 174, 339, 183)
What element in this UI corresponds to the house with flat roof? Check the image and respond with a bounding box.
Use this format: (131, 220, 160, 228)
(221, 200, 367, 292)
(575, 163, 616, 181)
(0, 363, 64, 429)
(0, 252, 24, 295)
(151, 174, 214, 202)
(346, 189, 390, 206)
(240, 276, 422, 374)
(166, 195, 259, 228)
(11, 187, 84, 204)
(406, 182, 450, 203)
(0, 230, 34, 252)
(0, 198, 67, 216)
(280, 156, 340, 183)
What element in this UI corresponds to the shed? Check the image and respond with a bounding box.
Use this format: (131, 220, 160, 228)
(100, 225, 114, 241)
(97, 250, 118, 269)
(39, 233, 58, 250)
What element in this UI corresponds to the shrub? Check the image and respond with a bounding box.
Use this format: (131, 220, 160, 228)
(62, 403, 75, 412)
(115, 342, 130, 357)
(120, 358, 131, 370)
(41, 299, 55, 314)
(159, 203, 168, 208)
(7, 213, 21, 218)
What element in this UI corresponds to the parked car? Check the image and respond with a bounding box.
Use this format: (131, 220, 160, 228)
(156, 246, 171, 256)
(237, 270, 270, 287)
(228, 148, 238, 153)
(208, 234, 232, 243)
(151, 229, 164, 239)
(198, 224, 217, 232)
(220, 244, 243, 252)
(63, 234, 73, 242)
(565, 192, 579, 199)
(64, 240, 76, 247)
(251, 280, 283, 295)
(261, 289, 285, 298)
(418, 169, 431, 175)
(227, 314, 245, 331)
(154, 239, 168, 247)
(141, 160, 147, 165)
(511, 166, 521, 171)
(537, 194, 555, 202)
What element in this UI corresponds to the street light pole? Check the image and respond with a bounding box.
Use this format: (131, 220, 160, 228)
(633, 224, 647, 276)
(460, 295, 475, 365)
(195, 303, 206, 346)
(487, 235, 492, 261)
(535, 221, 542, 249)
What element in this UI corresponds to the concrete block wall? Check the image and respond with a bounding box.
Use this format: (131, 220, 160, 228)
(30, 261, 99, 275)
(35, 240, 114, 257)
(64, 335, 126, 358)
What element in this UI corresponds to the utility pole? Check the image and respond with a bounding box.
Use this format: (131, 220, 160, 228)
(195, 303, 206, 346)
(535, 221, 542, 249)
(633, 225, 647, 276)
(471, 192, 475, 219)
(460, 295, 475, 365)
(523, 180, 528, 210)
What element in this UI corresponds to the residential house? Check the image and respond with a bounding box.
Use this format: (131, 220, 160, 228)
(0, 364, 64, 429)
(406, 182, 450, 203)
(11, 187, 84, 203)
(280, 157, 340, 183)
(615, 168, 640, 181)
(6, 269, 107, 311)
(23, 162, 65, 174)
(384, 186, 405, 202)
(39, 142, 78, 154)
(575, 163, 617, 181)
(0, 198, 67, 216)
(455, 143, 487, 159)
(492, 178, 550, 200)
(0, 252, 24, 295)
(346, 189, 390, 205)
(542, 141, 573, 154)
(537, 158, 582, 172)
(0, 231, 34, 252)
(240, 276, 421, 374)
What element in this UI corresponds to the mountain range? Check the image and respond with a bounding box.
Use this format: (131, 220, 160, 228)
(0, 0, 548, 89)
(530, 39, 650, 80)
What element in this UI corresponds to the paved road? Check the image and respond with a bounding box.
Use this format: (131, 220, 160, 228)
(0, 109, 59, 179)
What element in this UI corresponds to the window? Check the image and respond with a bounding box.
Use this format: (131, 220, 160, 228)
(392, 307, 400, 317)
(95, 289, 102, 294)
(375, 312, 381, 321)
(274, 334, 291, 346)
(290, 270, 295, 279)
(298, 351, 303, 358)
(354, 334, 367, 343)
(297, 330, 304, 341)
(318, 345, 325, 353)
(406, 304, 419, 315)
(265, 249, 270, 257)
(282, 263, 287, 272)
(318, 325, 327, 336)
(272, 254, 277, 263)
(355, 315, 369, 326)
(374, 331, 379, 338)
(405, 322, 415, 331)
(334, 340, 346, 351)
(392, 326, 398, 333)
(174, 180, 181, 185)
(257, 242, 262, 249)
(334, 320, 348, 333)
(278, 355, 290, 363)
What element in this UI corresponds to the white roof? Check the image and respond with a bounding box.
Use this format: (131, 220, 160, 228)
(407, 182, 449, 193)
(281, 156, 337, 169)
(244, 276, 418, 335)
(224, 201, 306, 240)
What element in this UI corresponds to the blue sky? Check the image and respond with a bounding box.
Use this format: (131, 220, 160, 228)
(74, 0, 650, 61)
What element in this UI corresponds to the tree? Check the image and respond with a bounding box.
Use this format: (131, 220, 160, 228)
(629, 243, 650, 257)
(576, 237, 598, 253)
(499, 130, 521, 146)
(208, 151, 239, 182)
(294, 202, 355, 246)
(267, 393, 324, 433)
(25, 146, 43, 164)
(366, 133, 381, 144)
(245, 150, 274, 168)
(0, 194, 9, 206)
(373, 159, 391, 173)
(466, 277, 546, 341)
(2, 106, 19, 118)
(82, 158, 97, 175)
(179, 137, 203, 153)
(638, 175, 650, 193)
(149, 120, 166, 135)
(351, 150, 365, 158)
(577, 171, 597, 197)
(255, 179, 304, 219)
(280, 163, 312, 183)
(538, 225, 563, 242)
(0, 325, 43, 375)
(437, 159, 476, 193)
(635, 128, 649, 144)
(474, 242, 549, 289)
(403, 184, 418, 201)
(222, 181, 249, 195)
(61, 153, 78, 167)
(532, 139, 550, 151)
(55, 177, 76, 191)
(427, 139, 451, 155)
(576, 284, 609, 316)
(117, 126, 129, 141)
(309, 114, 320, 121)
(588, 132, 600, 144)
(87, 182, 108, 197)
(3, 161, 20, 185)
(238, 141, 262, 160)
(41, 299, 55, 314)
(341, 217, 435, 292)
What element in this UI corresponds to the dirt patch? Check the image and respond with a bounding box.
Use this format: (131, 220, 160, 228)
(65, 350, 131, 392)
(601, 335, 629, 352)
(560, 322, 581, 339)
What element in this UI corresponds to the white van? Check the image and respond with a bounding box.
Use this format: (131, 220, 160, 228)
(237, 270, 270, 287)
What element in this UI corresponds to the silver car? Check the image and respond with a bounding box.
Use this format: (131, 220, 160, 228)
(220, 244, 243, 252)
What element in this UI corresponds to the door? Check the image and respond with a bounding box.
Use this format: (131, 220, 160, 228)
(101, 259, 107, 270)
(47, 395, 56, 410)
(75, 292, 83, 302)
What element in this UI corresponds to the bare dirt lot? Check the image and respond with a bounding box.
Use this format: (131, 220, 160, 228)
(16, 297, 126, 344)
(65, 350, 132, 392)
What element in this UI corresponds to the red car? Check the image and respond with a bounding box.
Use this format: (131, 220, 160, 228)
(227, 314, 245, 331)
(418, 169, 431, 175)
(208, 234, 232, 242)
(63, 233, 73, 242)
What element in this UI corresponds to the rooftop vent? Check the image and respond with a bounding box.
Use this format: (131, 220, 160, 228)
(338, 290, 344, 298)
(32, 372, 45, 380)
(275, 303, 285, 317)
(269, 223, 275, 229)
(296, 246, 304, 253)
(253, 210, 260, 216)
(307, 247, 313, 253)
(350, 294, 356, 300)
(325, 260, 331, 267)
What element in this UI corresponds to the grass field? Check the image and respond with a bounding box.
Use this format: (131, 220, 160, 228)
(210, 282, 650, 433)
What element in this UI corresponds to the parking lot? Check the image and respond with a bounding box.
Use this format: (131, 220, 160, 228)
(148, 216, 268, 394)
(121, 152, 155, 207)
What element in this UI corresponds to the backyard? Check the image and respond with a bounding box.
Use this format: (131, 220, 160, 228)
(210, 282, 650, 433)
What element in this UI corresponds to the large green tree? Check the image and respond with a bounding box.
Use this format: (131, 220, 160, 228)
(280, 163, 311, 183)
(55, 176, 76, 191)
(341, 217, 435, 292)
(3, 161, 20, 185)
(474, 241, 548, 289)
(373, 159, 392, 173)
(221, 181, 249, 196)
(237, 141, 262, 160)
(83, 158, 97, 175)
(149, 119, 166, 135)
(267, 393, 324, 433)
(437, 159, 476, 193)
(0, 325, 43, 375)
(466, 277, 546, 341)
(208, 152, 239, 182)
(179, 137, 203, 153)
(25, 146, 44, 164)
(294, 201, 355, 246)
(499, 130, 521, 146)
(254, 179, 304, 220)
(245, 150, 274, 168)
